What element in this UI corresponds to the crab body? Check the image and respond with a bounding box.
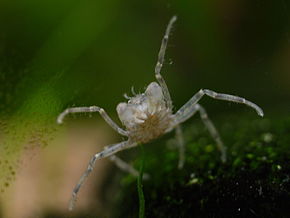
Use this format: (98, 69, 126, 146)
(117, 82, 174, 143)
(57, 16, 264, 211)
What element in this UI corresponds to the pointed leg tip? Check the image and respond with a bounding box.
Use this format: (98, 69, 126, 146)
(178, 162, 184, 170)
(56, 118, 63, 124)
(255, 107, 264, 117)
(68, 200, 75, 211)
(143, 173, 151, 180)
(220, 149, 227, 163)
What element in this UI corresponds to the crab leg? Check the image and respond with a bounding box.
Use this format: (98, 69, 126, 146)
(57, 106, 128, 136)
(109, 155, 150, 179)
(175, 89, 264, 124)
(69, 140, 137, 210)
(154, 16, 177, 110)
(174, 104, 226, 162)
(175, 125, 185, 169)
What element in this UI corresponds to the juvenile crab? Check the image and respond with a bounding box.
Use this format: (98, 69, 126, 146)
(57, 16, 264, 210)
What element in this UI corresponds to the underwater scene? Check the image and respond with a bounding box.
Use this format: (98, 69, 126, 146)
(0, 0, 289, 217)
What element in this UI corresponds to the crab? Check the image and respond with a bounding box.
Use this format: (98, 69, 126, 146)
(57, 16, 264, 210)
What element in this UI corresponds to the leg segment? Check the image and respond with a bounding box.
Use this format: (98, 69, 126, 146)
(69, 140, 137, 211)
(154, 16, 177, 110)
(174, 104, 226, 163)
(195, 104, 226, 162)
(175, 125, 185, 169)
(109, 155, 150, 180)
(203, 89, 264, 117)
(57, 106, 128, 136)
(175, 89, 264, 124)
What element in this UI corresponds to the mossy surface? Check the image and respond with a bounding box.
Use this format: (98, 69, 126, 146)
(114, 113, 290, 218)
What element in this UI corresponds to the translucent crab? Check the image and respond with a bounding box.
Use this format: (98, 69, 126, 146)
(57, 16, 264, 210)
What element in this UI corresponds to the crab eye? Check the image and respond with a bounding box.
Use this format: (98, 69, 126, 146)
(145, 82, 163, 100)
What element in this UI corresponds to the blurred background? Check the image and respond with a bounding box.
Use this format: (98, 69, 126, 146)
(0, 0, 289, 217)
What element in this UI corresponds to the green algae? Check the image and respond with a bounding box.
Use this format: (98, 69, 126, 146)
(114, 113, 290, 217)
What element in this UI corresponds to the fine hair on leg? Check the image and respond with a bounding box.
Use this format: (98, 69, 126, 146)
(68, 141, 137, 211)
(57, 106, 128, 136)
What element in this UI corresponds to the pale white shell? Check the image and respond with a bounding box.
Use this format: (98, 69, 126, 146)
(116, 82, 173, 143)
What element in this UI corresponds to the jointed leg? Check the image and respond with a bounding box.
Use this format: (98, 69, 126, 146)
(57, 106, 128, 136)
(174, 104, 226, 163)
(154, 16, 177, 110)
(203, 89, 264, 117)
(109, 155, 150, 180)
(175, 125, 185, 169)
(175, 89, 264, 124)
(195, 104, 226, 162)
(68, 140, 137, 211)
